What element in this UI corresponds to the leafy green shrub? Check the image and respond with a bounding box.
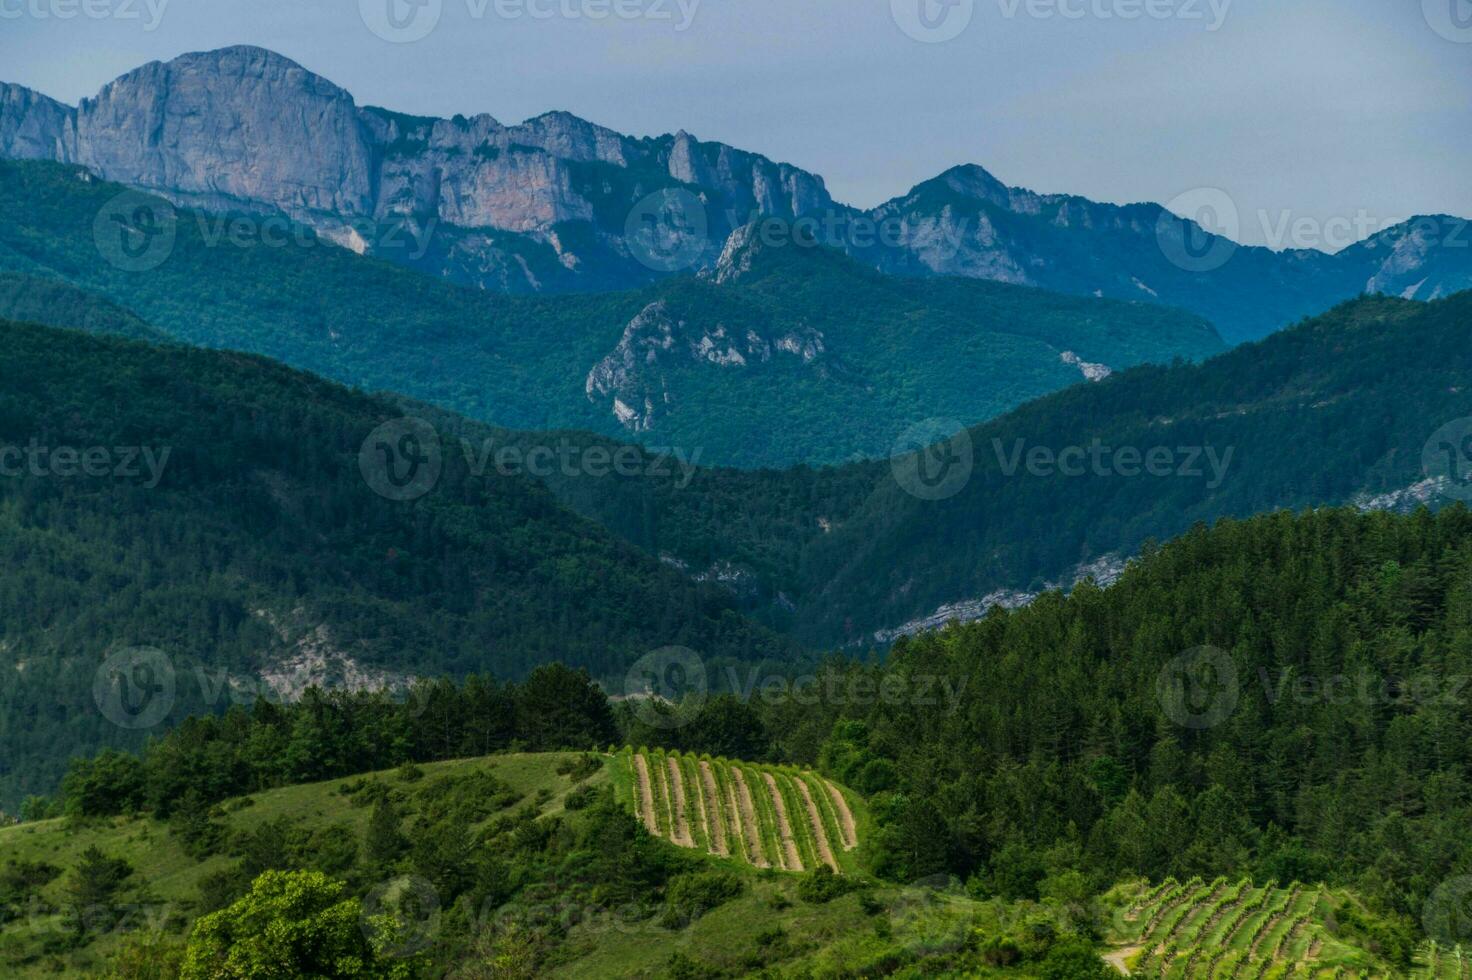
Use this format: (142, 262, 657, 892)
(563, 784, 598, 811)
(555, 754, 603, 782)
(0, 860, 61, 925)
(181, 870, 404, 978)
(414, 769, 519, 821)
(980, 934, 1023, 967)
(660, 870, 744, 927)
(1037, 938, 1115, 979)
(797, 866, 860, 904)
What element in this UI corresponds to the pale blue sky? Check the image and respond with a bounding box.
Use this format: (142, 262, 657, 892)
(2, 0, 1469, 248)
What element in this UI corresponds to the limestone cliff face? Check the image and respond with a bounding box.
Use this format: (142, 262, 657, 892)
(4, 47, 1468, 327)
(0, 83, 75, 162)
(74, 48, 378, 217)
(0, 46, 834, 291)
(585, 298, 826, 432)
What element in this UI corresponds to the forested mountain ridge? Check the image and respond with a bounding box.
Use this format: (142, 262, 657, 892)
(795, 291, 1472, 641)
(0, 159, 1222, 467)
(0, 272, 164, 341)
(456, 291, 1472, 644)
(0, 316, 793, 809)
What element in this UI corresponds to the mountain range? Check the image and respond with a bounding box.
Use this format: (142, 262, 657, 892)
(0, 159, 1223, 468)
(3, 45, 1471, 343)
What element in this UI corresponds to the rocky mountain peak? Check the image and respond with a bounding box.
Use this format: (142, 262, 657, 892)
(938, 163, 1013, 206)
(710, 222, 763, 285)
(0, 46, 840, 292)
(73, 45, 376, 217)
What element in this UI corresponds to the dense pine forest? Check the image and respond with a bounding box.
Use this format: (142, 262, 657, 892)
(0, 316, 791, 808)
(13, 506, 1471, 975)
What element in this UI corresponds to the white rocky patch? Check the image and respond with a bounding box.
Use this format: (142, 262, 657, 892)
(250, 609, 417, 703)
(1353, 477, 1449, 513)
(586, 300, 825, 432)
(1060, 350, 1112, 382)
(872, 553, 1130, 643)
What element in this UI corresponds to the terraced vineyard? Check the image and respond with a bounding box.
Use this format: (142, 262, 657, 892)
(1107, 877, 1447, 978)
(1421, 942, 1472, 980)
(613, 747, 862, 874)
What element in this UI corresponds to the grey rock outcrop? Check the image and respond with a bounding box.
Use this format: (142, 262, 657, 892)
(585, 298, 826, 432)
(0, 83, 75, 162)
(3, 46, 1468, 333)
(0, 46, 834, 291)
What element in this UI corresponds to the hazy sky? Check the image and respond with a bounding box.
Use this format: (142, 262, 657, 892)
(2, 0, 1469, 248)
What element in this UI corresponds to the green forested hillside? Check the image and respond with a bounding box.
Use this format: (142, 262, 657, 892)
(0, 160, 1222, 468)
(458, 292, 1472, 643)
(0, 272, 164, 341)
(10, 507, 1468, 977)
(0, 317, 792, 809)
(752, 506, 1472, 969)
(795, 291, 1472, 640)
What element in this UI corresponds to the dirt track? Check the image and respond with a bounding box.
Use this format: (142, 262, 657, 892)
(762, 772, 804, 871)
(632, 753, 659, 835)
(730, 767, 771, 868)
(698, 761, 728, 856)
(665, 756, 695, 847)
(794, 777, 839, 871)
(822, 778, 858, 850)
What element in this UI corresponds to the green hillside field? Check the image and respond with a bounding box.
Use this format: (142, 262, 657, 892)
(1, 747, 1444, 979)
